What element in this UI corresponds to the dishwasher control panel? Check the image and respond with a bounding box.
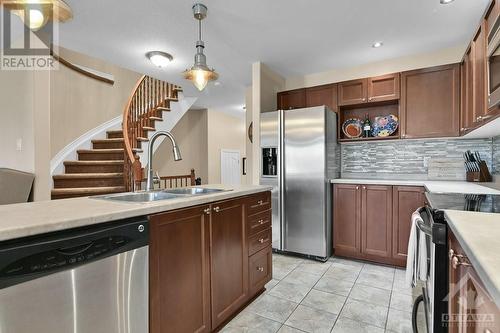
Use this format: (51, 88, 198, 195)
(0, 218, 149, 289)
(1, 236, 132, 277)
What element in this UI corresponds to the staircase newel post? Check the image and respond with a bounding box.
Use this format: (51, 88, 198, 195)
(133, 156, 142, 191)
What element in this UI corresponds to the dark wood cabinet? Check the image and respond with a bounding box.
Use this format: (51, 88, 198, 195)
(149, 205, 211, 333)
(277, 89, 306, 110)
(486, 0, 500, 36)
(461, 46, 475, 134)
(400, 64, 460, 139)
(305, 84, 337, 111)
(210, 198, 248, 328)
(338, 79, 367, 106)
(150, 191, 271, 333)
(334, 184, 425, 266)
(367, 73, 400, 102)
(392, 186, 426, 266)
(361, 185, 393, 262)
(472, 21, 488, 127)
(333, 184, 361, 257)
(448, 231, 500, 333)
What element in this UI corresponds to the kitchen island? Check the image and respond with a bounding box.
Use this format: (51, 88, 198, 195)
(0, 185, 272, 333)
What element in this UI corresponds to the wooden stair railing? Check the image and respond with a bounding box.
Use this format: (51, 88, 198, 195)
(134, 169, 196, 191)
(122, 75, 182, 191)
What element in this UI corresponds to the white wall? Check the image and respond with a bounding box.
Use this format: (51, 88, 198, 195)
(285, 45, 464, 90)
(156, 109, 208, 184)
(0, 70, 35, 173)
(248, 62, 286, 185)
(207, 109, 246, 184)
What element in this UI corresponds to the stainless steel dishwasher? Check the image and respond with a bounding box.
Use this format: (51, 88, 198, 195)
(0, 217, 148, 333)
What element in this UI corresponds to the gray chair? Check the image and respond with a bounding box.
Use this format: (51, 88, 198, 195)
(0, 168, 35, 205)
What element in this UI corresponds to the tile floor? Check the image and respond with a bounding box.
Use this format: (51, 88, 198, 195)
(221, 253, 426, 333)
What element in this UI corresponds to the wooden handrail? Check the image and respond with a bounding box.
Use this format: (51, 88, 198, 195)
(134, 169, 197, 191)
(122, 75, 182, 191)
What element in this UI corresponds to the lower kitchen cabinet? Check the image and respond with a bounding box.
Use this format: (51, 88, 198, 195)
(149, 205, 212, 333)
(361, 185, 393, 263)
(333, 184, 361, 258)
(210, 198, 248, 328)
(333, 184, 425, 266)
(392, 186, 426, 266)
(149, 191, 271, 333)
(448, 231, 500, 332)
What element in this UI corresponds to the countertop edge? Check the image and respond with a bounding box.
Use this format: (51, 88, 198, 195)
(0, 185, 272, 242)
(444, 210, 500, 308)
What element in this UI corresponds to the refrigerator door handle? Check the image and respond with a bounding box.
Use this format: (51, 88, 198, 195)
(280, 110, 286, 251)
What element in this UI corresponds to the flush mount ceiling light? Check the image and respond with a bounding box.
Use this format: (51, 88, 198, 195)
(1, 0, 73, 31)
(372, 41, 384, 48)
(146, 51, 174, 68)
(183, 3, 219, 91)
(440, 0, 455, 4)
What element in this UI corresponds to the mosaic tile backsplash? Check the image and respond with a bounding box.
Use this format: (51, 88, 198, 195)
(341, 138, 494, 178)
(494, 136, 500, 175)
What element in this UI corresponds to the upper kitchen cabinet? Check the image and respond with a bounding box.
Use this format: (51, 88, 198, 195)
(305, 84, 338, 111)
(486, 0, 500, 35)
(338, 79, 367, 106)
(400, 64, 460, 139)
(338, 73, 400, 106)
(472, 21, 488, 127)
(367, 73, 400, 103)
(460, 46, 475, 135)
(277, 89, 306, 110)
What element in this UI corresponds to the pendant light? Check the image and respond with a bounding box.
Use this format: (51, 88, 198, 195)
(183, 3, 218, 91)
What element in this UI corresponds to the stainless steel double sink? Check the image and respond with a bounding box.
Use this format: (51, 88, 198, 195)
(94, 187, 228, 203)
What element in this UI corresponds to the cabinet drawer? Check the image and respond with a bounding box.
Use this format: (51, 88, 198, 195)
(248, 228, 272, 256)
(249, 246, 272, 294)
(247, 210, 272, 236)
(246, 192, 271, 216)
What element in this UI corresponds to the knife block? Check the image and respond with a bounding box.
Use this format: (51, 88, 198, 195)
(466, 161, 492, 182)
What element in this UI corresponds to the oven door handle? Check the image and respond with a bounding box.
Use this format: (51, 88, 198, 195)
(416, 218, 432, 237)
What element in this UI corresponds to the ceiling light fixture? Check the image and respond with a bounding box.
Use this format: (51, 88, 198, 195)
(183, 3, 219, 91)
(372, 41, 384, 48)
(440, 0, 455, 4)
(1, 0, 73, 31)
(146, 51, 174, 68)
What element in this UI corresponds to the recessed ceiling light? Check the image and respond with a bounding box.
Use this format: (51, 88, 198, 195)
(146, 51, 173, 68)
(372, 41, 383, 48)
(214, 81, 221, 86)
(440, 0, 455, 4)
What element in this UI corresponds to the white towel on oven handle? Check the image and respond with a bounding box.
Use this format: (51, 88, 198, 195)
(405, 210, 428, 288)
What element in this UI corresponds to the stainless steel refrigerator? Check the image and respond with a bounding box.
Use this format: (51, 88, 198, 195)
(260, 106, 338, 261)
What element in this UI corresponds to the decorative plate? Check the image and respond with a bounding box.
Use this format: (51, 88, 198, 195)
(342, 118, 363, 139)
(371, 114, 399, 137)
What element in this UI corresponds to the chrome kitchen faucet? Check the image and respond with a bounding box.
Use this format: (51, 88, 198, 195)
(146, 131, 182, 191)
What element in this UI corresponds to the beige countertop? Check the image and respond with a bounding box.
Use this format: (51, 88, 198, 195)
(330, 179, 500, 194)
(444, 210, 500, 308)
(0, 185, 271, 242)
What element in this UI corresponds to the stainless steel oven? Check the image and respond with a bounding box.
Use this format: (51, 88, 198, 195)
(488, 15, 500, 109)
(412, 206, 448, 333)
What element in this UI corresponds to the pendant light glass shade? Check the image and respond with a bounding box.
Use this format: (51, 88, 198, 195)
(183, 3, 218, 91)
(1, 0, 73, 31)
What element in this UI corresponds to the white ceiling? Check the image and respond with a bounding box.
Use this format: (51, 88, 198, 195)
(58, 0, 490, 116)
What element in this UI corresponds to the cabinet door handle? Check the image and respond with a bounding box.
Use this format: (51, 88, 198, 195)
(362, 98, 367, 102)
(356, 186, 359, 190)
(203, 208, 211, 215)
(257, 267, 264, 272)
(362, 186, 366, 190)
(257, 200, 264, 205)
(460, 127, 469, 131)
(449, 250, 471, 269)
(258, 238, 265, 243)
(213, 206, 220, 213)
(258, 219, 265, 225)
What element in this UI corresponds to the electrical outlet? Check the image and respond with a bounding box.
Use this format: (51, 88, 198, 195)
(423, 157, 430, 168)
(16, 138, 22, 151)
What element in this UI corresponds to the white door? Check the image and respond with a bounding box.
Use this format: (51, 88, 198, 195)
(220, 149, 241, 186)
